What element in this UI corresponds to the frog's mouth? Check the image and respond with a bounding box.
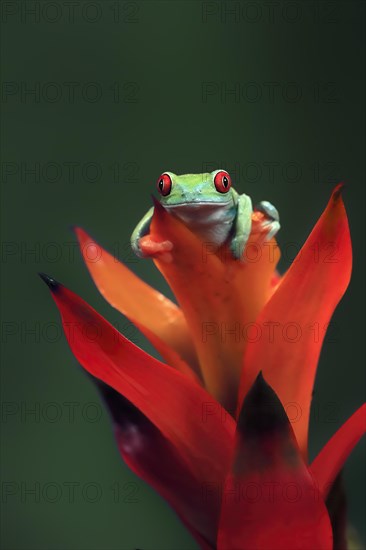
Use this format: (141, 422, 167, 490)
(164, 200, 233, 209)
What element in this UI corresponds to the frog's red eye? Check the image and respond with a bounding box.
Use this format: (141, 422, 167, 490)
(214, 170, 231, 193)
(157, 173, 172, 196)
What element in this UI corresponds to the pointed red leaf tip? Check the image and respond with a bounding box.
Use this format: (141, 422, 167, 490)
(39, 274, 235, 489)
(94, 381, 218, 548)
(217, 373, 333, 550)
(39, 272, 60, 291)
(73, 226, 199, 379)
(310, 403, 366, 498)
(149, 194, 279, 415)
(238, 185, 352, 455)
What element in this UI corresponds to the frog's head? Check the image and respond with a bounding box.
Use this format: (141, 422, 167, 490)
(156, 170, 235, 207)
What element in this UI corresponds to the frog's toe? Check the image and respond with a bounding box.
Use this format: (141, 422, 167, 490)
(253, 218, 280, 242)
(255, 200, 280, 222)
(229, 237, 246, 261)
(263, 220, 280, 241)
(139, 235, 173, 258)
(254, 201, 280, 241)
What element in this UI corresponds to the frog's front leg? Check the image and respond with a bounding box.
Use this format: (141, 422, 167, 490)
(229, 193, 253, 260)
(131, 207, 173, 260)
(253, 200, 280, 241)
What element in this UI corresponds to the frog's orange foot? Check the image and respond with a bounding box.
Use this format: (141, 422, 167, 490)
(139, 235, 173, 263)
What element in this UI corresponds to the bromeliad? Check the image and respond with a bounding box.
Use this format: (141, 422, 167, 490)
(40, 171, 365, 550)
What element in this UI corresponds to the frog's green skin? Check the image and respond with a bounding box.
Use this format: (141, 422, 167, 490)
(131, 170, 278, 260)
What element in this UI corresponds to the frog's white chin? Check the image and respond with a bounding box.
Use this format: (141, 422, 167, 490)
(164, 202, 235, 247)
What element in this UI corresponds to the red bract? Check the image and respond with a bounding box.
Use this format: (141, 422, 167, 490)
(41, 186, 365, 549)
(218, 374, 333, 550)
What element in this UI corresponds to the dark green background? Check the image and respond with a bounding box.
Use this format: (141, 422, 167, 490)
(1, 1, 365, 548)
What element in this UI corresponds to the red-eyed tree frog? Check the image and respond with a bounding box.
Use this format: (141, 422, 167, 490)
(131, 170, 280, 261)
